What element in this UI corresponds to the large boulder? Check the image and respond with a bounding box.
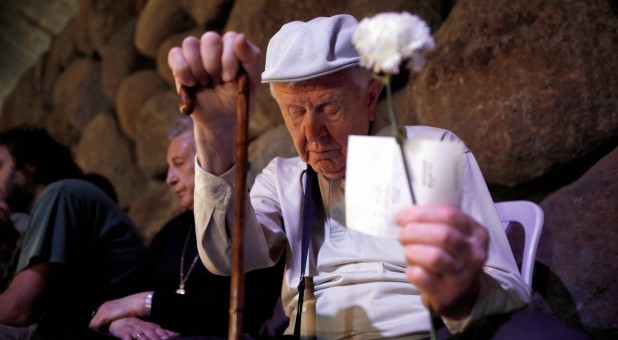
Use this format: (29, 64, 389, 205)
(408, 0, 618, 186)
(116, 70, 170, 140)
(135, 0, 194, 58)
(134, 90, 183, 179)
(75, 112, 147, 210)
(51, 58, 113, 132)
(537, 146, 618, 338)
(100, 19, 144, 102)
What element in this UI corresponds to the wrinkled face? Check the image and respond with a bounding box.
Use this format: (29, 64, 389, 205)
(165, 132, 196, 210)
(271, 69, 382, 180)
(0, 146, 18, 200)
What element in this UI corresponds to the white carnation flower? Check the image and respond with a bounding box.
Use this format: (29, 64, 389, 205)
(352, 12, 435, 74)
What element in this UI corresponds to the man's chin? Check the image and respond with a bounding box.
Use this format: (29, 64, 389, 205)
(181, 201, 194, 211)
(313, 165, 345, 180)
(322, 172, 344, 180)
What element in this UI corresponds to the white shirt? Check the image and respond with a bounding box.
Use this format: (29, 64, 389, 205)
(194, 126, 530, 339)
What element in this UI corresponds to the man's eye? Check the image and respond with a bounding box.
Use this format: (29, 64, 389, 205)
(322, 104, 341, 118)
(287, 107, 305, 118)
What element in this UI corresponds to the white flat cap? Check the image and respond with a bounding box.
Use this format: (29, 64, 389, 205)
(262, 14, 360, 83)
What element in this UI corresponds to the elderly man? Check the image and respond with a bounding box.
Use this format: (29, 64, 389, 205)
(168, 14, 583, 339)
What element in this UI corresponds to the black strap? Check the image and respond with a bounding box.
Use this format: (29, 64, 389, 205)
(294, 166, 318, 339)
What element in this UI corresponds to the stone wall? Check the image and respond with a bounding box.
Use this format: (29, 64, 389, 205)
(0, 0, 616, 338)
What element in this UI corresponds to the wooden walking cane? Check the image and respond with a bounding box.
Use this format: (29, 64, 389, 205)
(177, 67, 250, 340)
(229, 67, 250, 340)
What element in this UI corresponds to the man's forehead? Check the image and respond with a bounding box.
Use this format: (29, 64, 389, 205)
(168, 134, 195, 156)
(272, 83, 348, 106)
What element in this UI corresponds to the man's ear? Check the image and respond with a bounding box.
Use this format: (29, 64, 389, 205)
(367, 78, 384, 121)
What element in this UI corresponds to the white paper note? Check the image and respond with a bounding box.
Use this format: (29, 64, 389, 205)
(345, 135, 465, 239)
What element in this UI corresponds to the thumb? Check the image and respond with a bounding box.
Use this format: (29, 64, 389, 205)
(234, 33, 262, 88)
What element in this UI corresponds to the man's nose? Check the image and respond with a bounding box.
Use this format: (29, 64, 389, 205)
(166, 168, 177, 185)
(303, 112, 327, 142)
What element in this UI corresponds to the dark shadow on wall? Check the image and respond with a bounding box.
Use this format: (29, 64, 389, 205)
(532, 262, 586, 335)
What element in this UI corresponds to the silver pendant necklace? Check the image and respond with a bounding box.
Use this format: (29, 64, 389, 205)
(177, 225, 199, 295)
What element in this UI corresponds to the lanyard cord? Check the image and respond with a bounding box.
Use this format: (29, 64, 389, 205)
(294, 166, 317, 339)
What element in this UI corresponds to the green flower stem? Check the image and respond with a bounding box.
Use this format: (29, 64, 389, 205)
(383, 75, 436, 340)
(428, 304, 439, 340)
(382, 76, 417, 205)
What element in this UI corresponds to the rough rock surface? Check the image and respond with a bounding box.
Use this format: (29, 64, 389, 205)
(537, 146, 618, 339)
(408, 0, 618, 186)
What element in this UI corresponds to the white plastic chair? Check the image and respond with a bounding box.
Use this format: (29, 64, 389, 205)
(494, 200, 544, 287)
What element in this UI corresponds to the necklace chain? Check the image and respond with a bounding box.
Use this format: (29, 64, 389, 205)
(177, 225, 199, 295)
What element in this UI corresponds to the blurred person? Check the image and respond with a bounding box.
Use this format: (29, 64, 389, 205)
(0, 125, 145, 339)
(0, 201, 19, 291)
(90, 116, 284, 339)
